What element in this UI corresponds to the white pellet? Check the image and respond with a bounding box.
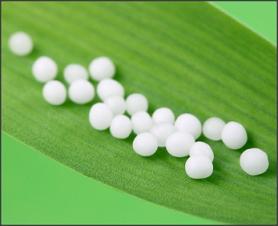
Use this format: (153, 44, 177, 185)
(126, 93, 148, 115)
(131, 111, 153, 134)
(68, 80, 95, 104)
(8, 31, 33, 56)
(104, 96, 126, 115)
(89, 103, 113, 130)
(97, 79, 124, 101)
(240, 148, 269, 176)
(63, 64, 88, 84)
(152, 107, 175, 124)
(110, 115, 132, 139)
(175, 113, 202, 139)
(89, 56, 115, 81)
(32, 56, 58, 83)
(189, 141, 214, 161)
(151, 123, 175, 147)
(133, 132, 158, 157)
(185, 155, 213, 179)
(42, 80, 66, 106)
(166, 132, 195, 157)
(203, 117, 225, 141)
(221, 121, 247, 149)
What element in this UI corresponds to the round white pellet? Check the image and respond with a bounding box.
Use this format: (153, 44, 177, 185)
(240, 148, 269, 176)
(151, 123, 175, 147)
(42, 80, 66, 106)
(152, 107, 175, 124)
(89, 103, 113, 130)
(189, 141, 214, 161)
(185, 155, 213, 179)
(175, 113, 202, 139)
(63, 64, 88, 84)
(89, 56, 115, 81)
(68, 80, 95, 104)
(203, 117, 225, 141)
(104, 96, 126, 115)
(110, 115, 132, 139)
(97, 79, 124, 101)
(133, 132, 158, 157)
(221, 121, 247, 149)
(32, 56, 58, 83)
(131, 111, 153, 134)
(166, 132, 195, 157)
(126, 93, 148, 115)
(8, 31, 33, 56)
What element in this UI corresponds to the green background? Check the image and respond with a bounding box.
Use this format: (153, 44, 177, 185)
(2, 2, 276, 224)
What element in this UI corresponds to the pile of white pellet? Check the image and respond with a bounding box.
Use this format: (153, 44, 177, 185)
(9, 32, 270, 179)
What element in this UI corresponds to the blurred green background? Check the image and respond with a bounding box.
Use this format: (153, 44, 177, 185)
(2, 1, 276, 224)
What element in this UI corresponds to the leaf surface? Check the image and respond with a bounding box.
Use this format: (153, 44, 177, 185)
(2, 2, 276, 224)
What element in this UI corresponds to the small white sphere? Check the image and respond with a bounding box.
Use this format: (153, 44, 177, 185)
(110, 115, 132, 139)
(152, 107, 175, 124)
(166, 132, 195, 157)
(89, 56, 115, 81)
(126, 93, 148, 115)
(104, 96, 126, 115)
(42, 80, 66, 106)
(32, 56, 58, 83)
(203, 117, 225, 141)
(221, 121, 247, 149)
(131, 111, 153, 134)
(89, 103, 113, 130)
(68, 80, 95, 104)
(97, 79, 124, 101)
(8, 31, 33, 56)
(64, 64, 88, 84)
(240, 148, 269, 176)
(151, 123, 175, 147)
(133, 132, 158, 157)
(189, 141, 214, 161)
(175, 113, 202, 139)
(185, 155, 213, 179)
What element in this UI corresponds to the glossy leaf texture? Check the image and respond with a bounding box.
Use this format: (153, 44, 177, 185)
(2, 2, 276, 224)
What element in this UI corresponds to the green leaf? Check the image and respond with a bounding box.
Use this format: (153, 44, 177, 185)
(2, 2, 276, 224)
